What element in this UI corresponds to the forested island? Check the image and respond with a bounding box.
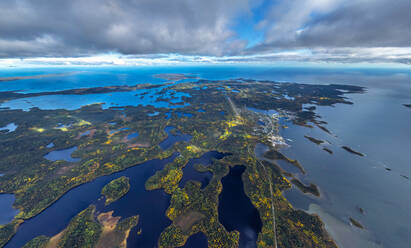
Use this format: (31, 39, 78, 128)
(101, 176, 130, 205)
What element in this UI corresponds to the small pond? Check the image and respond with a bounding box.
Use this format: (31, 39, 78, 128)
(46, 142, 54, 148)
(175, 112, 193, 118)
(127, 132, 139, 140)
(159, 126, 192, 150)
(43, 146, 81, 163)
(0, 123, 17, 133)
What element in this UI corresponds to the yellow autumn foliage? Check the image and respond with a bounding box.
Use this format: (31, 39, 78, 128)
(30, 127, 45, 132)
(75, 119, 92, 126)
(186, 145, 201, 153)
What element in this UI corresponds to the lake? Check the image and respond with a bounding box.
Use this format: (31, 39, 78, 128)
(0, 65, 410, 248)
(218, 165, 262, 248)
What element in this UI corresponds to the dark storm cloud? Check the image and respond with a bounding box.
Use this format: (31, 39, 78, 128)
(252, 0, 411, 52)
(0, 0, 251, 58)
(297, 0, 411, 47)
(0, 0, 410, 63)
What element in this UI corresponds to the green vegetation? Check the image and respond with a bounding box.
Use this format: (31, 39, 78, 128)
(101, 176, 130, 205)
(96, 211, 139, 248)
(323, 147, 333, 154)
(0, 79, 365, 247)
(22, 236, 49, 248)
(304, 135, 325, 145)
(349, 217, 364, 229)
(291, 178, 320, 197)
(56, 205, 101, 248)
(23, 206, 139, 248)
(263, 149, 305, 174)
(0, 220, 22, 247)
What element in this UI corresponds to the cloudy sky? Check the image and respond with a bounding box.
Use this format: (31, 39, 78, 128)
(0, 0, 410, 66)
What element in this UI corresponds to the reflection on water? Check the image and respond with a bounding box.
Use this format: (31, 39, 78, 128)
(180, 232, 208, 248)
(280, 100, 411, 247)
(5, 154, 178, 248)
(80, 130, 90, 137)
(179, 151, 228, 189)
(218, 166, 262, 248)
(43, 146, 81, 163)
(1, 66, 411, 247)
(0, 123, 17, 133)
(175, 112, 193, 118)
(127, 132, 139, 140)
(254, 143, 300, 174)
(307, 204, 382, 248)
(159, 126, 192, 150)
(0, 194, 19, 225)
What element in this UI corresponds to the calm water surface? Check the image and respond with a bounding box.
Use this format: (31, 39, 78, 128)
(43, 146, 81, 163)
(279, 85, 411, 248)
(179, 151, 228, 189)
(218, 165, 262, 248)
(0, 194, 19, 225)
(1, 66, 410, 247)
(5, 155, 177, 248)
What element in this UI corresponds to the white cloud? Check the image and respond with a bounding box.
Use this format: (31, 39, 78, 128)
(2, 47, 411, 68)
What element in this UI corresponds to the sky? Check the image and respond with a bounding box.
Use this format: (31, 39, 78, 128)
(0, 0, 410, 67)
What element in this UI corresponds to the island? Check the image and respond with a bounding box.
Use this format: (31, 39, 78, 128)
(349, 217, 365, 229)
(342, 146, 365, 157)
(0, 78, 365, 247)
(22, 205, 138, 248)
(101, 176, 130, 205)
(323, 147, 333, 154)
(0, 72, 78, 82)
(304, 135, 325, 145)
(291, 178, 320, 197)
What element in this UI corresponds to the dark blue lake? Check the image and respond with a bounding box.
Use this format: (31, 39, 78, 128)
(127, 132, 139, 140)
(5, 150, 236, 248)
(180, 232, 208, 248)
(5, 154, 178, 248)
(1, 66, 411, 248)
(179, 151, 228, 189)
(159, 126, 192, 150)
(218, 165, 262, 248)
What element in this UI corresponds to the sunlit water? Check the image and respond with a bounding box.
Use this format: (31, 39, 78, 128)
(0, 66, 410, 247)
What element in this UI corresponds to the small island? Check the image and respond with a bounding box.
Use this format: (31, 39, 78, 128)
(349, 217, 365, 229)
(323, 147, 333, 154)
(291, 178, 320, 197)
(152, 73, 197, 81)
(304, 135, 324, 145)
(342, 146, 365, 157)
(101, 177, 130, 205)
